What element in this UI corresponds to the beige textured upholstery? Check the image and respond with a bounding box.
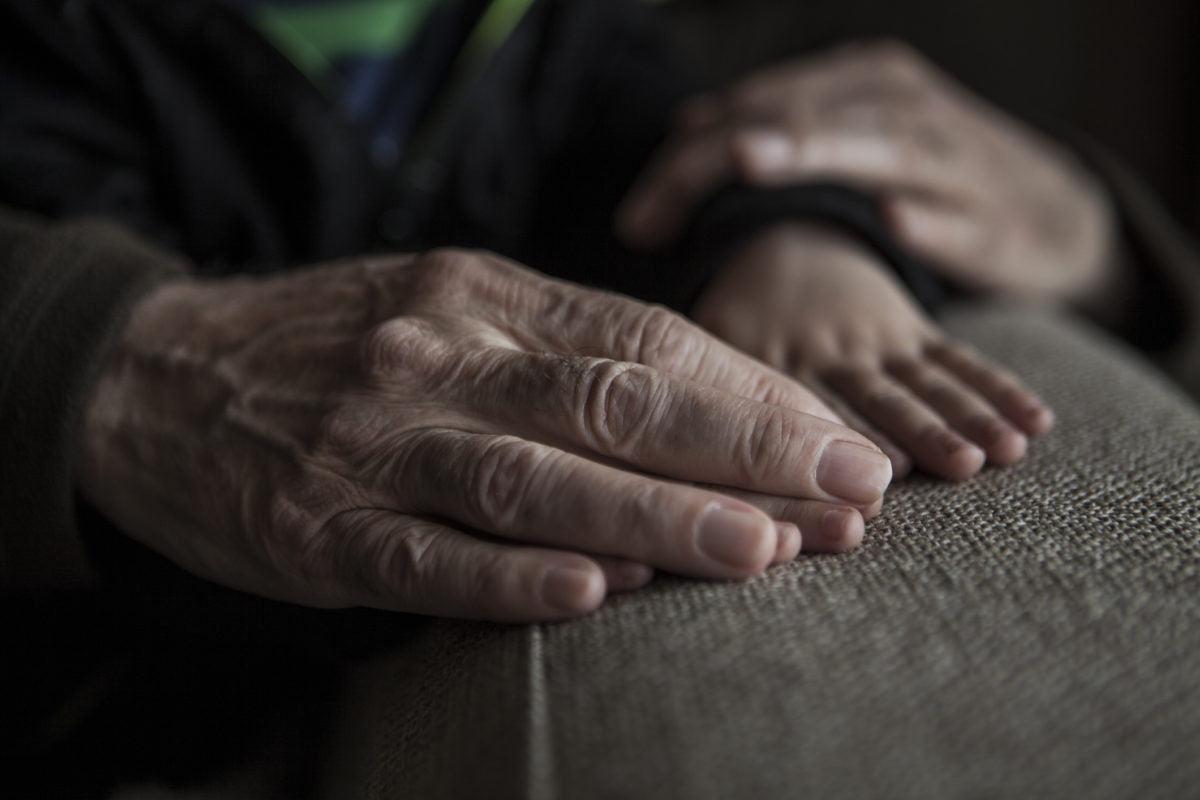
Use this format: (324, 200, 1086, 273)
(318, 305, 1200, 799)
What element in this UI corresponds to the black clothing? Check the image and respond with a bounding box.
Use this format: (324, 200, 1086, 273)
(0, 0, 934, 306)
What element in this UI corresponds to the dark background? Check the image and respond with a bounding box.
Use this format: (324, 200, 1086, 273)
(663, 0, 1200, 235)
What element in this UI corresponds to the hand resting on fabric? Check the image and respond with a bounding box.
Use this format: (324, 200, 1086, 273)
(616, 41, 1068, 478)
(75, 249, 892, 622)
(693, 224, 1053, 480)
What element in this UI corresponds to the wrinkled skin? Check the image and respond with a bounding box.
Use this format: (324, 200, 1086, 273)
(77, 249, 893, 622)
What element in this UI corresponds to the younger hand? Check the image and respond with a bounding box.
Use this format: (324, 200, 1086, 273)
(692, 224, 1054, 480)
(618, 41, 1120, 308)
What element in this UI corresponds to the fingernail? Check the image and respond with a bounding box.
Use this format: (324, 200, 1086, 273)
(697, 506, 772, 570)
(541, 566, 599, 614)
(774, 521, 802, 562)
(819, 508, 864, 551)
(616, 562, 654, 589)
(817, 441, 892, 504)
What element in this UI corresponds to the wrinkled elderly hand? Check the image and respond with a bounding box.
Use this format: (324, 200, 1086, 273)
(693, 224, 1054, 480)
(618, 41, 1120, 307)
(77, 250, 892, 622)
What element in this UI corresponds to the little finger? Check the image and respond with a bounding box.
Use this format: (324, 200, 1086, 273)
(329, 510, 608, 622)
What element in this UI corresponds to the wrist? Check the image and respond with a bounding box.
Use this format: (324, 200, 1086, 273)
(74, 275, 202, 524)
(693, 220, 900, 335)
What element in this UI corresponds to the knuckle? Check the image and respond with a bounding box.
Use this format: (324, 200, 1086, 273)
(748, 371, 798, 409)
(374, 522, 441, 601)
(470, 436, 549, 530)
(259, 483, 346, 599)
(508, 352, 584, 415)
(739, 407, 793, 482)
(577, 360, 660, 455)
(409, 248, 488, 302)
(619, 303, 701, 372)
(307, 513, 449, 609)
(359, 317, 443, 383)
(389, 428, 463, 509)
(315, 402, 377, 460)
(333, 516, 516, 616)
(261, 488, 312, 567)
(408, 248, 541, 317)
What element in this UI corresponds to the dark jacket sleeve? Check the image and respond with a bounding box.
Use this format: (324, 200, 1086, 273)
(0, 0, 386, 271)
(0, 0, 939, 315)
(0, 207, 185, 591)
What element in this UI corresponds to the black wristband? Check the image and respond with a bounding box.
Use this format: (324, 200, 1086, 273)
(678, 182, 948, 313)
